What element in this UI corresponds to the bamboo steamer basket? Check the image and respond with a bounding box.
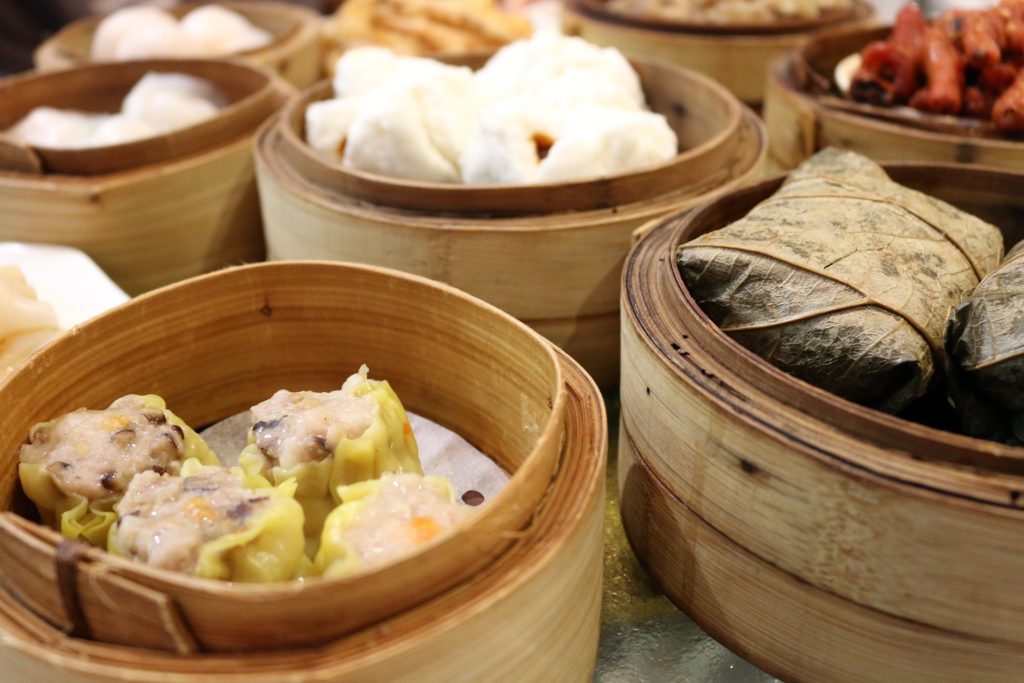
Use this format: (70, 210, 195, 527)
(33, 2, 322, 89)
(0, 261, 593, 656)
(764, 25, 1024, 170)
(619, 164, 1024, 682)
(566, 0, 874, 106)
(0, 59, 290, 296)
(255, 58, 767, 388)
(0, 347, 604, 683)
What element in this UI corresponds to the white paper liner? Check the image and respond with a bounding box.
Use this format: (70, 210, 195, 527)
(201, 410, 510, 505)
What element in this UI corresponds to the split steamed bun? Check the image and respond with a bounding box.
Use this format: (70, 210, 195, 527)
(474, 33, 644, 108)
(90, 5, 272, 61)
(309, 53, 479, 183)
(306, 35, 677, 185)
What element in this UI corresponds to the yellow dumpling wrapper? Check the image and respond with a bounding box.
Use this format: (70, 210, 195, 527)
(240, 373, 421, 545)
(18, 394, 219, 547)
(108, 458, 308, 583)
(313, 474, 468, 579)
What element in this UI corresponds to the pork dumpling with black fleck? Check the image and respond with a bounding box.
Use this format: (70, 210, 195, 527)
(239, 365, 421, 542)
(18, 394, 219, 546)
(108, 458, 305, 582)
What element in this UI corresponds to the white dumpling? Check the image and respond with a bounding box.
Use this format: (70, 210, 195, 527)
(458, 100, 565, 185)
(475, 34, 644, 108)
(537, 108, 677, 182)
(121, 73, 225, 134)
(305, 97, 365, 157)
(89, 114, 157, 147)
(343, 69, 479, 183)
(179, 5, 272, 57)
(113, 19, 183, 60)
(5, 107, 100, 149)
(331, 47, 399, 98)
(533, 70, 640, 111)
(344, 88, 459, 183)
(91, 6, 179, 60)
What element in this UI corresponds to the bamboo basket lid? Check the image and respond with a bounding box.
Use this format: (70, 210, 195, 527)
(277, 58, 744, 215)
(33, 2, 323, 89)
(0, 261, 575, 653)
(0, 59, 286, 176)
(619, 163, 1024, 681)
(764, 25, 1024, 169)
(566, 0, 874, 105)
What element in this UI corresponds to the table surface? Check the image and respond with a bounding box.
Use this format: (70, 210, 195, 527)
(594, 396, 780, 683)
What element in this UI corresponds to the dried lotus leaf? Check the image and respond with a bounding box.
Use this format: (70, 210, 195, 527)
(678, 148, 1004, 413)
(946, 242, 1024, 443)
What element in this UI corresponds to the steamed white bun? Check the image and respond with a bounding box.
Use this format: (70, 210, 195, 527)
(475, 34, 644, 108)
(305, 97, 365, 157)
(179, 6, 272, 57)
(326, 58, 480, 182)
(537, 108, 677, 182)
(458, 100, 564, 185)
(121, 73, 226, 133)
(5, 107, 99, 149)
(91, 6, 179, 60)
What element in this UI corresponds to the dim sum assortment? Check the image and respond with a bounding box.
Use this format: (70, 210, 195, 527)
(678, 148, 1004, 413)
(4, 72, 226, 149)
(844, 2, 1024, 132)
(0, 267, 60, 379)
(305, 35, 679, 184)
(17, 369, 476, 582)
(92, 5, 272, 61)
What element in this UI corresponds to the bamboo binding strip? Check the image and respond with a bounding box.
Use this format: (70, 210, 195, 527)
(566, 0, 873, 106)
(255, 59, 767, 388)
(619, 164, 1024, 682)
(764, 25, 1024, 170)
(0, 261, 587, 654)
(33, 1, 322, 89)
(0, 59, 291, 296)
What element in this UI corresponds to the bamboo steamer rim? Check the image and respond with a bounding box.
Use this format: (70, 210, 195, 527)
(568, 0, 863, 36)
(624, 164, 1024, 507)
(35, 1, 316, 67)
(0, 58, 291, 177)
(258, 103, 768, 229)
(0, 261, 571, 651)
(0, 350, 606, 680)
(790, 23, 1024, 145)
(276, 56, 746, 216)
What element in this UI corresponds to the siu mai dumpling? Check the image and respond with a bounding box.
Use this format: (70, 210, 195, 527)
(108, 459, 304, 582)
(18, 395, 219, 546)
(314, 473, 473, 578)
(239, 367, 420, 540)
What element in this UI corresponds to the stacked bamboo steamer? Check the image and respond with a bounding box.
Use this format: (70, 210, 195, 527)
(255, 57, 767, 388)
(619, 164, 1024, 682)
(33, 1, 322, 89)
(0, 261, 607, 681)
(0, 59, 292, 296)
(566, 0, 874, 106)
(764, 24, 1024, 169)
